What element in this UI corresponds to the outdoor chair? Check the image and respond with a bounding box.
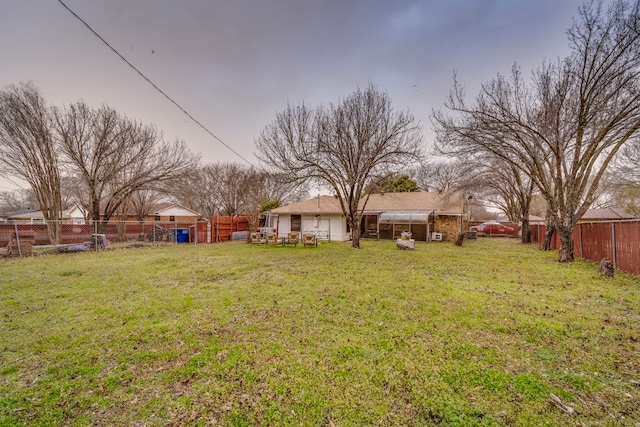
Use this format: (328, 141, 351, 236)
(250, 232, 264, 244)
(303, 233, 317, 247)
(283, 232, 299, 246)
(265, 233, 282, 245)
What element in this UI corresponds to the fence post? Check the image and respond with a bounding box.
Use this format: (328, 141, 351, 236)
(579, 224, 583, 259)
(612, 222, 617, 269)
(13, 221, 23, 258)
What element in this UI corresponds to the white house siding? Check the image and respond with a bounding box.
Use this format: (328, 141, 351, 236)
(277, 214, 349, 241)
(155, 206, 199, 217)
(277, 215, 292, 237)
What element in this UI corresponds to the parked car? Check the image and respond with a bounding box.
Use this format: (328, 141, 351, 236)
(469, 221, 515, 236)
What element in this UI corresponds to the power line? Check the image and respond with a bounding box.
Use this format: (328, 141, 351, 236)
(56, 0, 255, 167)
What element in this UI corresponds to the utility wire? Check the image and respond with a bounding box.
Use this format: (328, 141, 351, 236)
(57, 0, 255, 167)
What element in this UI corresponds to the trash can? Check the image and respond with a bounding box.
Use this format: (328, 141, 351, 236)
(176, 229, 189, 243)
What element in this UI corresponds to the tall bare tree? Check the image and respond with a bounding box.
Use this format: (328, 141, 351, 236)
(611, 138, 640, 187)
(256, 84, 423, 248)
(433, 0, 640, 262)
(413, 160, 471, 193)
(171, 164, 219, 220)
(476, 157, 535, 243)
(601, 138, 640, 215)
(54, 102, 199, 231)
(0, 82, 62, 244)
(130, 189, 166, 223)
(210, 163, 254, 216)
(0, 188, 39, 213)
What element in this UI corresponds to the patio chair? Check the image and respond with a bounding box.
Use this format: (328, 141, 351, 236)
(283, 232, 299, 246)
(250, 232, 264, 244)
(265, 233, 282, 245)
(303, 233, 317, 247)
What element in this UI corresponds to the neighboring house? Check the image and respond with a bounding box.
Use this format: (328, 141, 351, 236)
(5, 203, 201, 224)
(528, 209, 634, 226)
(528, 214, 545, 225)
(149, 203, 201, 223)
(269, 191, 467, 242)
(102, 202, 201, 222)
(66, 205, 88, 224)
(578, 207, 636, 222)
(4, 206, 85, 224)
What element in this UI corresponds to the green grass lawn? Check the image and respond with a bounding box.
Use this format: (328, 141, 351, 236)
(1, 239, 639, 426)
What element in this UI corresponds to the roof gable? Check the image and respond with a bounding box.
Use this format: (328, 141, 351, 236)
(581, 207, 635, 220)
(152, 204, 201, 217)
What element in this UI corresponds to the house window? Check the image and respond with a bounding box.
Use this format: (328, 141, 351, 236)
(291, 215, 301, 232)
(154, 215, 161, 221)
(169, 215, 175, 222)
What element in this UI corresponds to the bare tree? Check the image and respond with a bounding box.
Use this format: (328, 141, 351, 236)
(210, 163, 254, 216)
(130, 189, 166, 223)
(602, 141, 640, 215)
(414, 160, 471, 193)
(0, 82, 63, 244)
(434, 0, 640, 262)
(259, 171, 309, 207)
(170, 164, 219, 220)
(54, 102, 199, 231)
(256, 84, 423, 248)
(0, 188, 39, 213)
(476, 157, 535, 243)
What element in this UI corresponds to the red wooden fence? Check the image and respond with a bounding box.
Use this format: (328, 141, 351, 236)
(210, 216, 250, 242)
(531, 220, 640, 275)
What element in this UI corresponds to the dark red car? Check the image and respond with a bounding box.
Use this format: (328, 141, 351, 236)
(469, 221, 515, 236)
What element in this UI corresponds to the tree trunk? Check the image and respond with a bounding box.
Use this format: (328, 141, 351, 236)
(543, 226, 555, 251)
(556, 225, 575, 263)
(520, 217, 531, 244)
(542, 211, 556, 251)
(45, 220, 61, 246)
(349, 216, 362, 249)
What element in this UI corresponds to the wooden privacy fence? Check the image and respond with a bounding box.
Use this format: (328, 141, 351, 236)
(210, 216, 250, 242)
(530, 220, 640, 275)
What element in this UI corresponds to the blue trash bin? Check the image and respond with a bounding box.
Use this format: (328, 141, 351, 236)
(176, 229, 189, 243)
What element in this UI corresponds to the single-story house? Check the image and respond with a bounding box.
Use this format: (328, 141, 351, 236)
(5, 203, 201, 224)
(149, 203, 201, 223)
(269, 191, 467, 242)
(4, 206, 85, 224)
(97, 202, 201, 223)
(578, 207, 636, 222)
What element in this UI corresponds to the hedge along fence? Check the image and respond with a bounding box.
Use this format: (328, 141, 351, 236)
(530, 220, 640, 275)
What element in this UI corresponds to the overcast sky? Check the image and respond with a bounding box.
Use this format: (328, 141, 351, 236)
(1, 0, 598, 191)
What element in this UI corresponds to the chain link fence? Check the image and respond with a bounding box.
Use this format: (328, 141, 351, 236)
(0, 220, 209, 257)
